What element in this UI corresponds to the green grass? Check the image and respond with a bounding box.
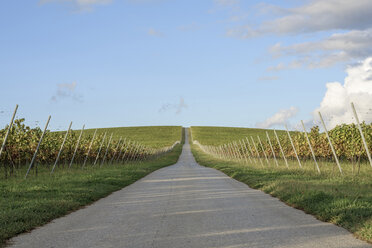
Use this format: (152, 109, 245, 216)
(0, 128, 185, 247)
(191, 137, 372, 243)
(191, 126, 288, 145)
(72, 126, 182, 148)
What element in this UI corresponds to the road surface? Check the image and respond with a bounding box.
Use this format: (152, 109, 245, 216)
(9, 130, 370, 248)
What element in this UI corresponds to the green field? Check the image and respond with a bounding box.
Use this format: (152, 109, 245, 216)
(0, 127, 184, 247)
(190, 126, 288, 145)
(74, 126, 182, 148)
(190, 127, 372, 243)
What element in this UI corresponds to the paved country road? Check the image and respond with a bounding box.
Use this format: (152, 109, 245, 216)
(9, 130, 371, 248)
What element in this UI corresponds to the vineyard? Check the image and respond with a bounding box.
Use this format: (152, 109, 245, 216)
(0, 106, 182, 179)
(0, 105, 185, 246)
(191, 106, 372, 176)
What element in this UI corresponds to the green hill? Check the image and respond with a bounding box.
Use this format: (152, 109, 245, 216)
(190, 126, 288, 145)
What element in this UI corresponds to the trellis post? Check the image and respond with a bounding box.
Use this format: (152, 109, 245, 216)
(25, 115, 51, 178)
(351, 102, 372, 168)
(266, 131, 278, 167)
(274, 129, 289, 168)
(0, 104, 18, 162)
(110, 137, 122, 164)
(257, 136, 270, 166)
(318, 112, 342, 174)
(285, 125, 302, 168)
(69, 124, 85, 168)
(245, 137, 257, 164)
(82, 129, 97, 168)
(301, 120, 320, 173)
(250, 136, 264, 167)
(51, 121, 72, 174)
(94, 132, 107, 166)
(101, 133, 113, 167)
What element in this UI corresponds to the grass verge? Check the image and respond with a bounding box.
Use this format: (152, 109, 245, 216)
(191, 143, 372, 243)
(0, 140, 183, 247)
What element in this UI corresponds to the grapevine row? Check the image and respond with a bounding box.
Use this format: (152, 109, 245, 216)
(193, 107, 372, 175)
(0, 107, 180, 179)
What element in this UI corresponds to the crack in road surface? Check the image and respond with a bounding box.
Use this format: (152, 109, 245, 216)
(9, 130, 371, 248)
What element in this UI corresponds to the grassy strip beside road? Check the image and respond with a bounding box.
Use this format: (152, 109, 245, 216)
(191, 143, 372, 243)
(0, 140, 184, 247)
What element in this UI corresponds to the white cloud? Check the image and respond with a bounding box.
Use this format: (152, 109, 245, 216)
(229, 0, 372, 38)
(39, 0, 112, 11)
(270, 29, 372, 68)
(225, 1, 372, 69)
(159, 97, 188, 114)
(313, 57, 372, 128)
(148, 28, 164, 37)
(256, 106, 298, 128)
(268, 0, 372, 34)
(51, 81, 83, 103)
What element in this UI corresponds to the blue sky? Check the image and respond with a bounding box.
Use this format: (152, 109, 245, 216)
(1, 0, 371, 130)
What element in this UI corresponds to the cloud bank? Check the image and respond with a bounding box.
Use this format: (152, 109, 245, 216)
(226, 0, 372, 69)
(270, 29, 372, 68)
(313, 57, 372, 128)
(229, 0, 372, 38)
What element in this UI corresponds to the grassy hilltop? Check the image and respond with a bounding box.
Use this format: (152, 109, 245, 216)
(190, 126, 287, 145)
(83, 126, 182, 148)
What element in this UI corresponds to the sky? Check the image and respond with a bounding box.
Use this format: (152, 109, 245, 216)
(1, 0, 372, 131)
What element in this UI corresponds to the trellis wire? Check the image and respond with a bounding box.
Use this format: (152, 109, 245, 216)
(0, 105, 18, 163)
